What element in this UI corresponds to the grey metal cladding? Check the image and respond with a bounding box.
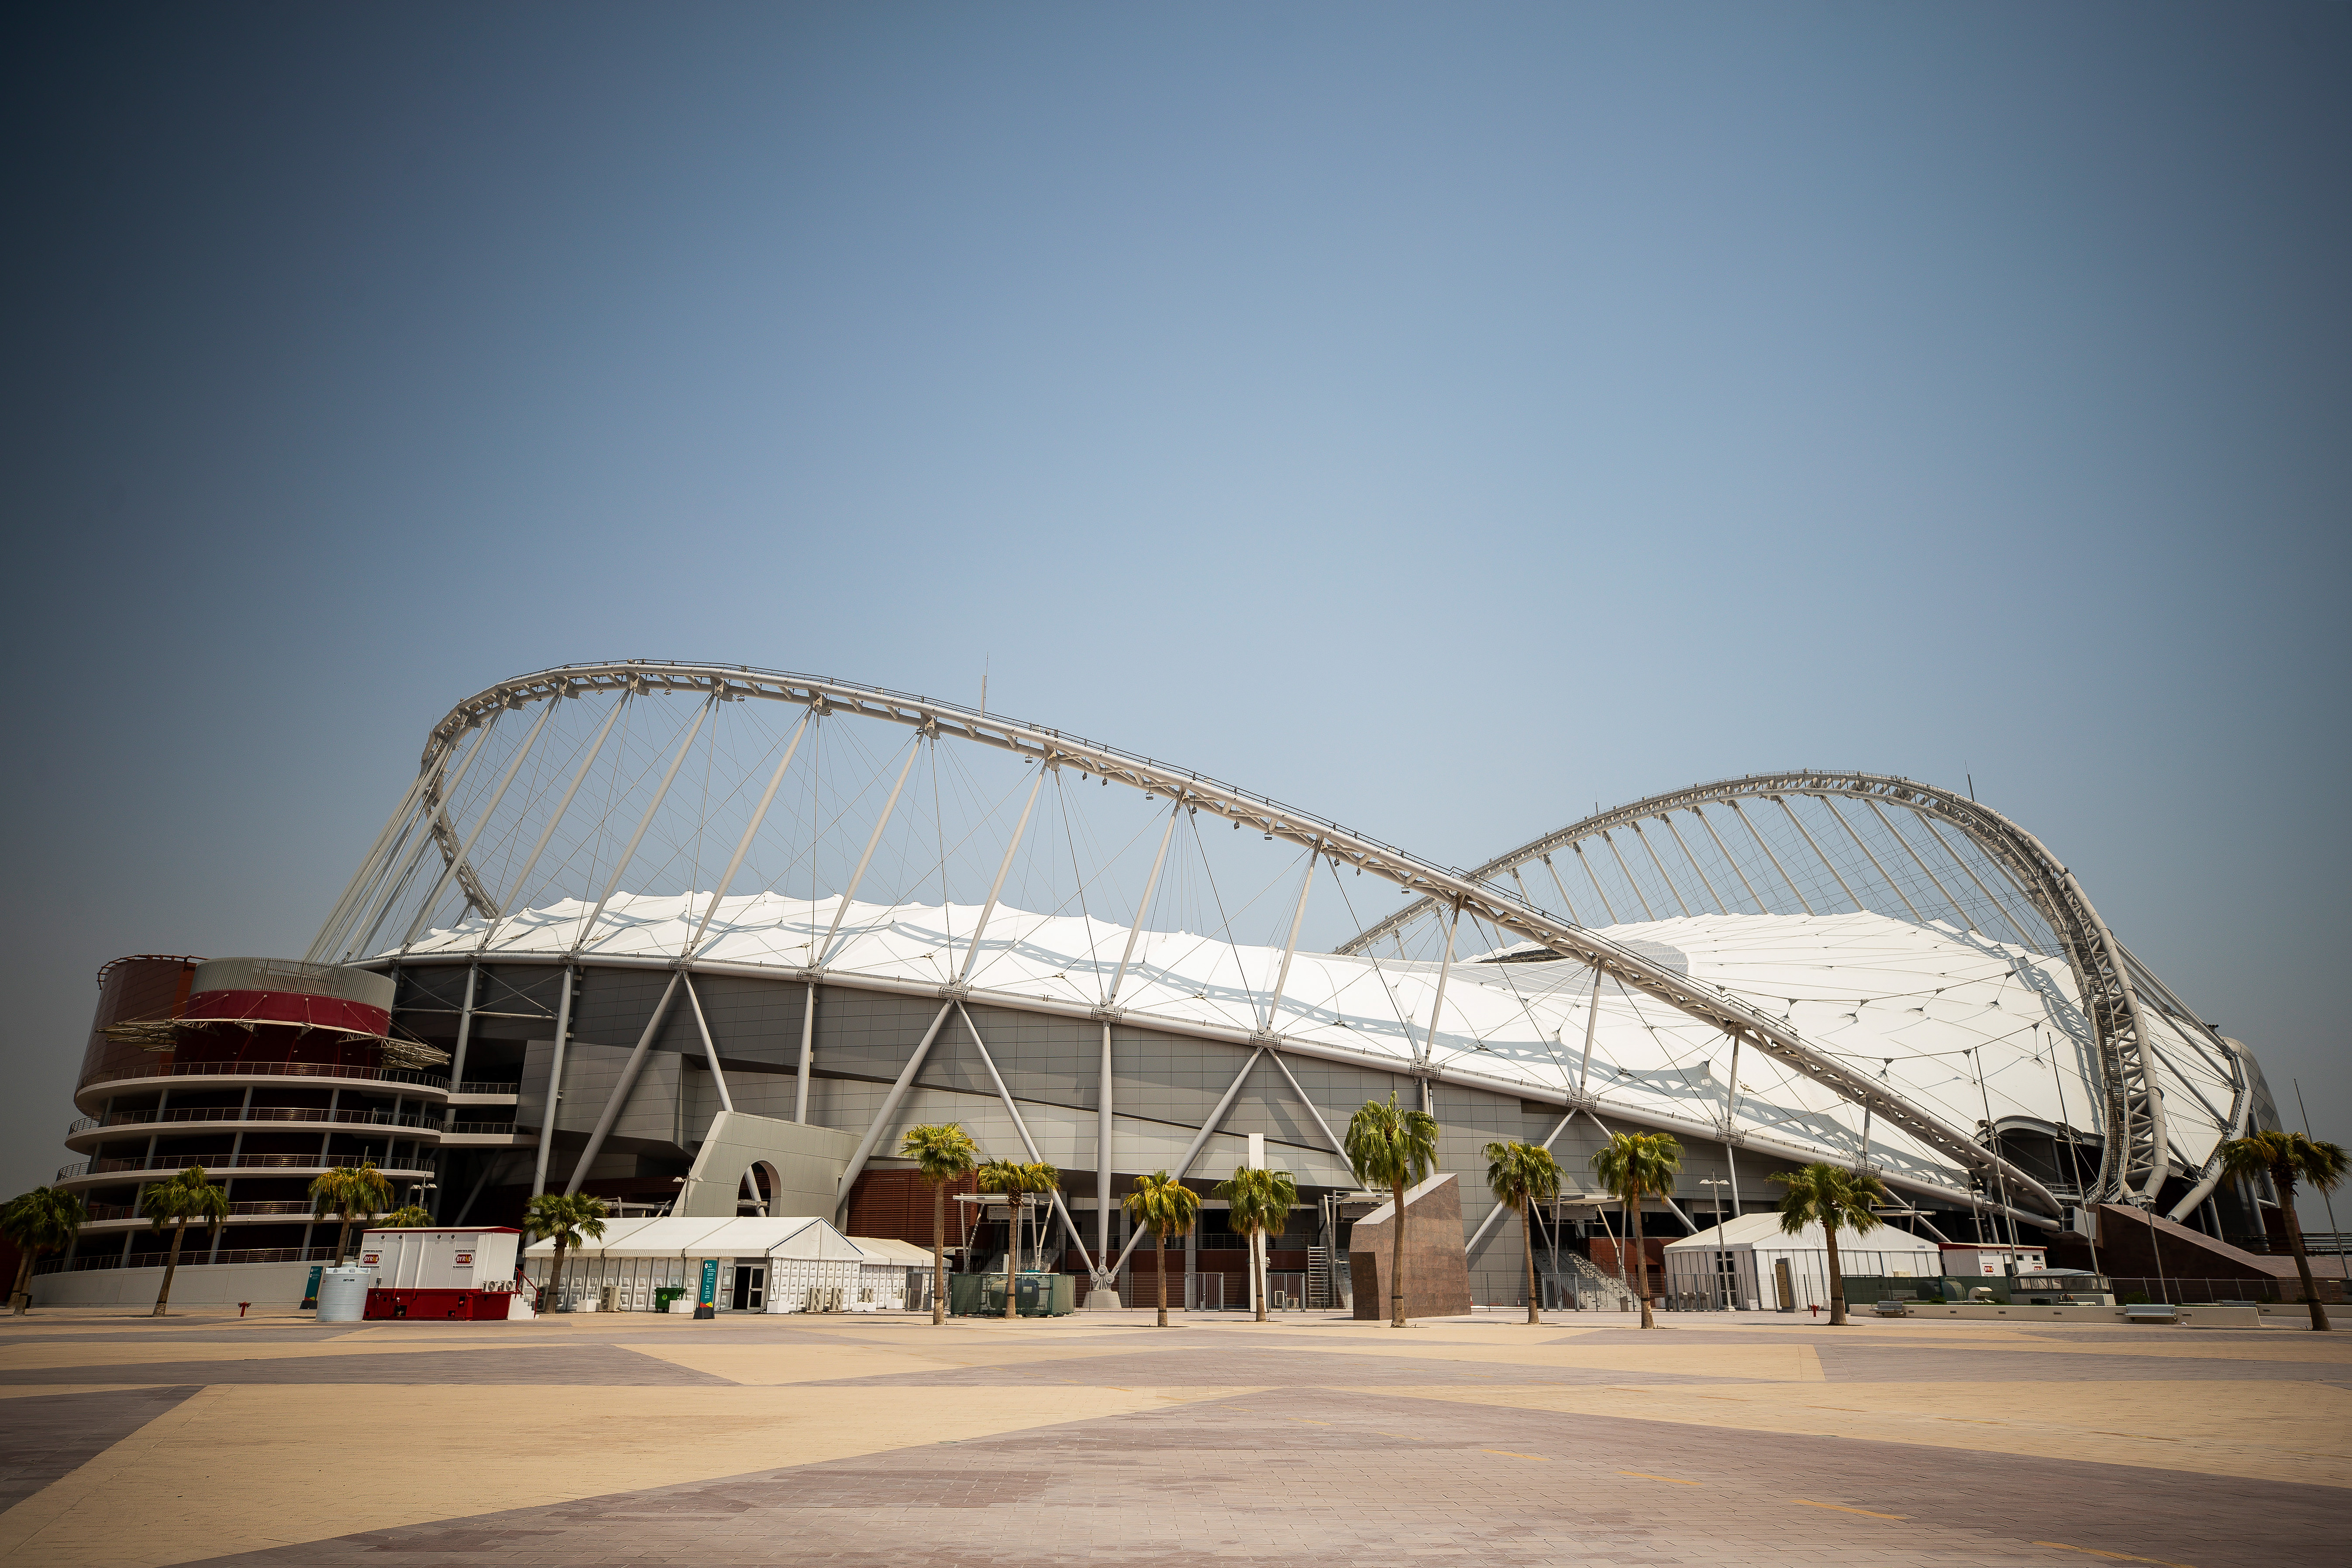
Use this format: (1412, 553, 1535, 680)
(811, 989, 947, 1079)
(394, 967, 469, 1011)
(687, 972, 808, 1065)
(1430, 1084, 1523, 1134)
(568, 967, 684, 1047)
(479, 964, 570, 1014)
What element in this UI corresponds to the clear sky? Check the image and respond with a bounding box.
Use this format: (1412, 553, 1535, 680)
(4, 3, 2346, 1201)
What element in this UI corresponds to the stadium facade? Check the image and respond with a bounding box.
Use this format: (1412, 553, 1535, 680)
(41, 661, 2297, 1310)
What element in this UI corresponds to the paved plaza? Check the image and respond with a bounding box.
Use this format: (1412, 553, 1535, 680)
(0, 1305, 2345, 1567)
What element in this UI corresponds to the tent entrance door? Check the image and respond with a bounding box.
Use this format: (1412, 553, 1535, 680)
(732, 1265, 766, 1312)
(1773, 1258, 1794, 1312)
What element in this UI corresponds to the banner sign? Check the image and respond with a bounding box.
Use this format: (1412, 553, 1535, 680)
(698, 1258, 720, 1310)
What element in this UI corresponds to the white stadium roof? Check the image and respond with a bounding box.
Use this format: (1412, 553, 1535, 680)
(399, 891, 2240, 1209)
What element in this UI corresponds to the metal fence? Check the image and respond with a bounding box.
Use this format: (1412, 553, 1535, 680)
(36, 1245, 338, 1274)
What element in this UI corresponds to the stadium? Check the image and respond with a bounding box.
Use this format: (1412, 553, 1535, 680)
(39, 660, 2313, 1312)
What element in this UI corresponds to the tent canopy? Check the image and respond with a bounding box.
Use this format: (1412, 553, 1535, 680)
(1662, 1211, 1936, 1255)
(849, 1237, 935, 1267)
(522, 1216, 861, 1261)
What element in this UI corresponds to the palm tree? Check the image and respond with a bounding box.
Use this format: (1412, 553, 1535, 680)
(522, 1191, 609, 1311)
(309, 1163, 394, 1266)
(1768, 1162, 1888, 1326)
(3, 1186, 87, 1314)
(141, 1165, 231, 1317)
(379, 1205, 434, 1229)
(899, 1123, 980, 1324)
(1591, 1131, 1682, 1328)
(2218, 1129, 2349, 1331)
(1214, 1165, 1298, 1321)
(976, 1158, 1059, 1319)
(1122, 1170, 1201, 1327)
(1484, 1140, 1563, 1325)
(1346, 1092, 1442, 1328)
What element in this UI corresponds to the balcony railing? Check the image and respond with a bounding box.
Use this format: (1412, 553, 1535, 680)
(82, 1061, 448, 1091)
(70, 1107, 442, 1135)
(36, 1245, 341, 1275)
(58, 1151, 434, 1182)
(445, 1122, 530, 1136)
(82, 1199, 322, 1221)
(455, 1081, 523, 1096)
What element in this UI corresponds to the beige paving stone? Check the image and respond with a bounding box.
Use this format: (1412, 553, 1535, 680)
(1140, 1334, 1829, 1381)
(0, 1341, 575, 1372)
(1367, 1377, 2352, 1488)
(0, 1381, 1263, 1568)
(617, 1341, 964, 1383)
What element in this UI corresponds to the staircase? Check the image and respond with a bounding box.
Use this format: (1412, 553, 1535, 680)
(1551, 1251, 1637, 1312)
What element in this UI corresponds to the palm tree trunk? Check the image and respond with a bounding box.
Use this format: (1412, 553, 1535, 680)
(334, 1216, 353, 1267)
(1390, 1177, 1408, 1328)
(931, 1182, 947, 1326)
(1825, 1222, 1846, 1326)
(1154, 1233, 1167, 1328)
(549, 1236, 568, 1312)
(11, 1249, 35, 1314)
(153, 1222, 187, 1316)
(1004, 1199, 1019, 1320)
(1257, 1230, 1269, 1322)
(2276, 1168, 2329, 1332)
(1630, 1200, 1653, 1329)
(1522, 1202, 1539, 1325)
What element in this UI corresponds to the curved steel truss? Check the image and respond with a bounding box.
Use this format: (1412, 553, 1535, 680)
(310, 664, 2096, 1223)
(1336, 771, 2247, 1212)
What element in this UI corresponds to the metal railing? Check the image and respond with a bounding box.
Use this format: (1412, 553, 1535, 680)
(444, 1121, 530, 1136)
(58, 1151, 433, 1182)
(81, 1061, 448, 1091)
(454, 1081, 523, 1096)
(2102, 1275, 2346, 1306)
(1551, 1251, 1638, 1310)
(81, 1199, 318, 1222)
(2235, 1231, 2350, 1258)
(70, 1107, 441, 1134)
(35, 1245, 340, 1275)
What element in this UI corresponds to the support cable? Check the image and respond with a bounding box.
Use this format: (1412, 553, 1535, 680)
(1601, 832, 1657, 921)
(571, 698, 715, 955)
(1690, 806, 1766, 913)
(1657, 812, 1728, 913)
(1574, 843, 1621, 924)
(402, 698, 565, 948)
(478, 693, 630, 953)
(1821, 796, 1925, 923)
(1773, 796, 1863, 914)
(1630, 823, 1692, 917)
(1727, 800, 1814, 914)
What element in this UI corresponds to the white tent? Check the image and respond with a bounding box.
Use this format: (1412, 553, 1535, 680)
(1663, 1212, 1941, 1312)
(523, 1216, 864, 1313)
(847, 1236, 936, 1312)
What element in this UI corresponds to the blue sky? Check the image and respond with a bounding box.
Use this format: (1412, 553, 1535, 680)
(3, 3, 2346, 1197)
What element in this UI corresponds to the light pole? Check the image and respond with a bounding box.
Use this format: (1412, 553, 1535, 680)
(1699, 1178, 1732, 1310)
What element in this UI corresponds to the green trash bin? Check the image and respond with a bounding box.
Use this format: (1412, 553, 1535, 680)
(654, 1287, 686, 1314)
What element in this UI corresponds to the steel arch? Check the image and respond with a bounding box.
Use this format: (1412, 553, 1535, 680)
(1333, 770, 2245, 1211)
(314, 662, 2068, 1221)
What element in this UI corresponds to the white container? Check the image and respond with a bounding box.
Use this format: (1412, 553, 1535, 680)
(316, 1266, 373, 1322)
(354, 1227, 521, 1290)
